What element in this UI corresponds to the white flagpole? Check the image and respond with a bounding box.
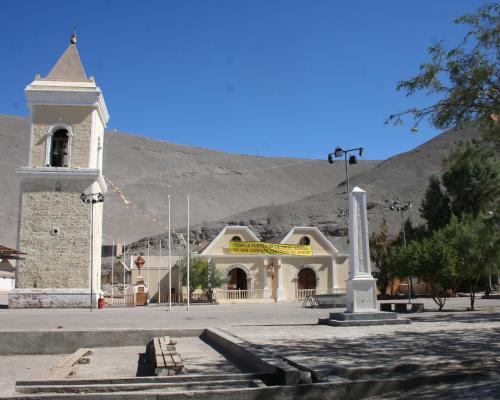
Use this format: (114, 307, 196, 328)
(123, 241, 126, 285)
(158, 239, 162, 304)
(187, 194, 190, 311)
(168, 194, 172, 311)
(147, 239, 150, 298)
(111, 239, 115, 305)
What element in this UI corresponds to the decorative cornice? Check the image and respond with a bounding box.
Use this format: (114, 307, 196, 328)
(17, 167, 100, 179)
(25, 85, 109, 126)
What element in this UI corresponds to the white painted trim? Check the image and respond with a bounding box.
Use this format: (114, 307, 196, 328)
(25, 86, 109, 126)
(17, 167, 100, 179)
(331, 256, 337, 289)
(45, 123, 73, 167)
(26, 114, 33, 167)
(200, 225, 260, 255)
(280, 226, 340, 255)
(89, 110, 96, 168)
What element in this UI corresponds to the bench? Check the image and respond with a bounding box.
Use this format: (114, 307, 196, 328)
(153, 336, 186, 376)
(302, 294, 347, 309)
(380, 302, 424, 313)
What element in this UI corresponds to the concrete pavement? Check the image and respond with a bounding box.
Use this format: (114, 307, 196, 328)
(0, 297, 499, 331)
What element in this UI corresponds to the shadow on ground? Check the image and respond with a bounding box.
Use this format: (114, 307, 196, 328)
(409, 311, 500, 324)
(250, 324, 500, 374)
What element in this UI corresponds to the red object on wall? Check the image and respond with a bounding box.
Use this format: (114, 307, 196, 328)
(98, 297, 105, 309)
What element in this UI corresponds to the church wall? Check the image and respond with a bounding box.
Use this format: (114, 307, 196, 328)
(30, 105, 93, 168)
(210, 257, 263, 289)
(335, 256, 349, 289)
(205, 230, 258, 255)
(281, 257, 332, 301)
(281, 232, 332, 255)
(17, 180, 91, 289)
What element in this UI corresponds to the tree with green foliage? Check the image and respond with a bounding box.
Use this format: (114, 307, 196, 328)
(442, 142, 500, 218)
(420, 175, 452, 232)
(388, 233, 458, 310)
(178, 258, 226, 301)
(370, 220, 397, 295)
(440, 216, 500, 310)
(388, 3, 499, 145)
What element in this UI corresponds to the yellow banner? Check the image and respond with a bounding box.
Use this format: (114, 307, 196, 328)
(229, 241, 313, 256)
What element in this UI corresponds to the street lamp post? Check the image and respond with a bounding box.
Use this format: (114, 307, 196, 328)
(390, 200, 413, 303)
(328, 146, 364, 202)
(80, 192, 104, 311)
(328, 147, 364, 240)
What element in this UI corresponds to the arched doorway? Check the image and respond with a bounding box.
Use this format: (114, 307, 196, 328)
(297, 267, 316, 290)
(227, 267, 248, 290)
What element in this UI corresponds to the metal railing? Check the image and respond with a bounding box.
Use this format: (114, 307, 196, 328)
(214, 289, 267, 300)
(104, 293, 134, 306)
(295, 287, 346, 300)
(295, 289, 316, 300)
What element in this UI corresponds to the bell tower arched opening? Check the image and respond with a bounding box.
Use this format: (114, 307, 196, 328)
(49, 129, 69, 167)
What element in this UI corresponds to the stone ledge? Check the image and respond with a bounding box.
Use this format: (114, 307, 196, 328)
(328, 311, 399, 321)
(319, 310, 410, 326)
(318, 318, 411, 327)
(8, 288, 101, 309)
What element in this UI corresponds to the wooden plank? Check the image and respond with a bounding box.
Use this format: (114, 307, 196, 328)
(171, 353, 183, 366)
(153, 338, 166, 368)
(43, 348, 92, 380)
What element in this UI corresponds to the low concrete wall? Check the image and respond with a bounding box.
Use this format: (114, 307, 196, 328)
(8, 289, 101, 308)
(0, 328, 203, 355)
(202, 328, 310, 386)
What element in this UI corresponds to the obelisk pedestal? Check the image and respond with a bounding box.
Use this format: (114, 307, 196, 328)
(319, 187, 410, 326)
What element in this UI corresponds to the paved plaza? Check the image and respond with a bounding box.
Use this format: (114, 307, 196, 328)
(0, 297, 499, 398)
(1, 296, 499, 331)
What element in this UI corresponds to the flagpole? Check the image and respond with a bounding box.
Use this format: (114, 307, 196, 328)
(168, 194, 172, 312)
(111, 239, 114, 305)
(147, 239, 150, 301)
(158, 239, 162, 304)
(123, 241, 126, 285)
(187, 195, 190, 311)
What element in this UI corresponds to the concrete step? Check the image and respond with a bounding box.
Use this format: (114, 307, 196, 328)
(16, 372, 269, 388)
(16, 378, 265, 395)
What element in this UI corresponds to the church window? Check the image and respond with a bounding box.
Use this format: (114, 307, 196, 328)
(49, 129, 69, 167)
(298, 236, 310, 245)
(230, 235, 242, 242)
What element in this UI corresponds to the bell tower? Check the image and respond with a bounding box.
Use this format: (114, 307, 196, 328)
(9, 34, 109, 308)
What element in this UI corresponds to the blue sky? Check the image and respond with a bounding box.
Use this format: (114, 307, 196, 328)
(0, 0, 487, 160)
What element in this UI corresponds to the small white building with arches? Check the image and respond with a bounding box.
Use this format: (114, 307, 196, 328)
(195, 225, 349, 303)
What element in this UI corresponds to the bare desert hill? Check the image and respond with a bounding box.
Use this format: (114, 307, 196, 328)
(0, 114, 377, 247)
(135, 124, 480, 254)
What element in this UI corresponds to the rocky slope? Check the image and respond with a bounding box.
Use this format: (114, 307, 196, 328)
(135, 124, 480, 254)
(0, 114, 377, 246)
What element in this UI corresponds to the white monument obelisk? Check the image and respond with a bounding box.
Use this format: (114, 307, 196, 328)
(346, 187, 378, 313)
(320, 187, 409, 326)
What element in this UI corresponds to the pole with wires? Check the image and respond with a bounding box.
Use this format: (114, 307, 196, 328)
(168, 194, 172, 312)
(147, 239, 150, 300)
(187, 195, 190, 311)
(158, 239, 162, 304)
(123, 241, 126, 285)
(111, 239, 114, 304)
